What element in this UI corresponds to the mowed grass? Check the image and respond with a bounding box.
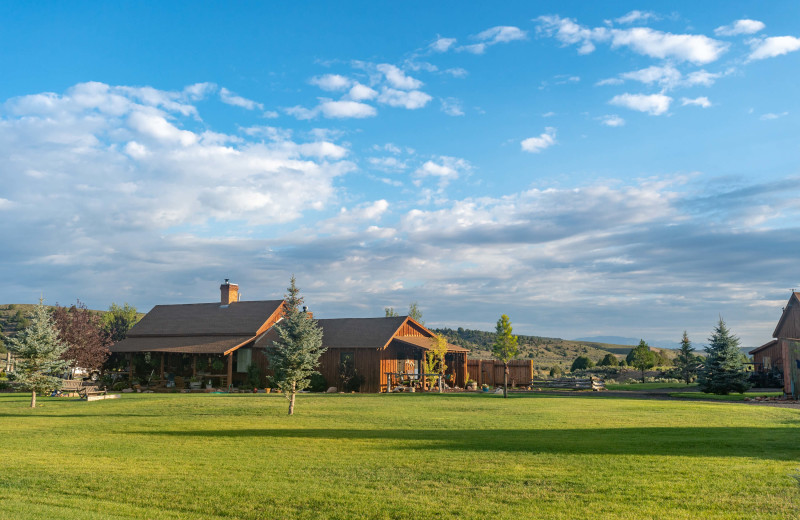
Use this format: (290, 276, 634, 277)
(0, 393, 799, 519)
(605, 382, 699, 391)
(670, 392, 784, 401)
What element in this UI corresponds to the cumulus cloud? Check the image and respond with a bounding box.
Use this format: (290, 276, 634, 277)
(347, 83, 378, 101)
(440, 97, 464, 116)
(414, 156, 471, 187)
(376, 64, 423, 90)
(219, 87, 264, 110)
(600, 115, 625, 127)
(286, 99, 377, 119)
(599, 65, 720, 90)
(430, 36, 457, 52)
(521, 127, 557, 153)
(715, 19, 765, 36)
(610, 93, 672, 115)
(748, 36, 800, 61)
(377, 88, 432, 109)
(760, 112, 788, 120)
(681, 96, 712, 108)
(536, 15, 728, 64)
(615, 10, 657, 25)
(310, 74, 352, 91)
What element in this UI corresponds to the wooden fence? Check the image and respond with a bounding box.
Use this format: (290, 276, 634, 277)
(467, 359, 534, 387)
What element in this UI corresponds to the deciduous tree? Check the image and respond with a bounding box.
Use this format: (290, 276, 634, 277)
(424, 334, 448, 392)
(6, 300, 70, 407)
(102, 303, 140, 343)
(266, 277, 325, 415)
(697, 318, 751, 395)
(598, 353, 618, 367)
(52, 300, 111, 375)
(628, 340, 655, 383)
(408, 302, 424, 324)
(492, 314, 519, 398)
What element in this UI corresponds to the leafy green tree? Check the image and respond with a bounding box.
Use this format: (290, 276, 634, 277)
(492, 314, 519, 398)
(266, 276, 325, 415)
(674, 331, 700, 384)
(384, 307, 399, 317)
(598, 353, 618, 367)
(628, 340, 655, 383)
(6, 300, 71, 407)
(697, 318, 751, 395)
(408, 302, 424, 324)
(102, 303, 140, 342)
(424, 334, 448, 392)
(571, 355, 594, 371)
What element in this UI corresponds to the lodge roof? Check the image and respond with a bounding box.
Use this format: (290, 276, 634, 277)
(749, 339, 778, 355)
(391, 335, 469, 353)
(111, 335, 255, 354)
(126, 300, 284, 337)
(315, 316, 409, 349)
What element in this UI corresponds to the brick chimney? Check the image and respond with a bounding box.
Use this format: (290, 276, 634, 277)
(220, 279, 239, 305)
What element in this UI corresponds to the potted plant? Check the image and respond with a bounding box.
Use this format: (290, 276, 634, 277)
(466, 379, 478, 391)
(481, 383, 490, 393)
(212, 359, 224, 373)
(189, 376, 201, 390)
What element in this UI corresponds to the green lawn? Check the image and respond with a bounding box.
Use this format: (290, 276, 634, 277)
(669, 391, 784, 401)
(0, 392, 798, 519)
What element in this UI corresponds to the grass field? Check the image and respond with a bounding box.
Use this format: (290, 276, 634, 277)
(669, 392, 784, 401)
(605, 382, 699, 391)
(1, 392, 798, 519)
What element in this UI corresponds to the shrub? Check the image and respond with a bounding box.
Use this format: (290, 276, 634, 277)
(598, 353, 618, 367)
(571, 356, 594, 371)
(309, 373, 327, 392)
(112, 381, 127, 391)
(246, 363, 261, 388)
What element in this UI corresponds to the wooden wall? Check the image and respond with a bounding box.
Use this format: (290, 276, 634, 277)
(752, 342, 782, 374)
(395, 320, 427, 337)
(776, 300, 800, 340)
(467, 359, 534, 387)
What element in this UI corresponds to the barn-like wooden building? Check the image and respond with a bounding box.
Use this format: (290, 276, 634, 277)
(110, 281, 468, 393)
(751, 292, 800, 396)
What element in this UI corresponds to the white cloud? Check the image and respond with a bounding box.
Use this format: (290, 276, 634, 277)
(615, 10, 657, 25)
(183, 82, 217, 100)
(368, 156, 407, 172)
(0, 198, 14, 209)
(458, 25, 527, 54)
(536, 15, 728, 64)
(600, 115, 625, 127)
(377, 88, 432, 110)
(681, 96, 712, 108)
(760, 112, 788, 120)
(715, 19, 766, 36)
(684, 70, 720, 87)
(414, 156, 471, 187)
(521, 127, 557, 153)
(610, 93, 672, 115)
(445, 67, 468, 78)
(319, 100, 377, 118)
(431, 37, 457, 52)
(440, 97, 464, 116)
(262, 110, 280, 119)
(376, 64, 423, 90)
(600, 65, 720, 90)
(219, 87, 263, 110)
(310, 74, 352, 91)
(748, 36, 800, 61)
(347, 83, 378, 101)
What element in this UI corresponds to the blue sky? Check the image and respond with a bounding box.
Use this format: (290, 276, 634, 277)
(1, 1, 799, 347)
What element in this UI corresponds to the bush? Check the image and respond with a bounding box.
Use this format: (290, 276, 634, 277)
(598, 353, 618, 367)
(309, 373, 328, 392)
(571, 356, 594, 371)
(112, 381, 127, 391)
(246, 363, 261, 388)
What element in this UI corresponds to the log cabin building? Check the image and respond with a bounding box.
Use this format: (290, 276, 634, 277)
(109, 281, 468, 393)
(755, 291, 800, 397)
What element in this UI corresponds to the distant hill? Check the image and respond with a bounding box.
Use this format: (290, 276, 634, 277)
(434, 327, 676, 370)
(573, 336, 682, 349)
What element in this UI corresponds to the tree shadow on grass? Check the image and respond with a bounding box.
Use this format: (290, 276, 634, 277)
(135, 426, 800, 460)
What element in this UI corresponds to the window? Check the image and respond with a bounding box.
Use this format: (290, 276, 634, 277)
(237, 348, 252, 373)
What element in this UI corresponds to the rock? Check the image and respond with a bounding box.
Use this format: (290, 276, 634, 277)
(494, 388, 504, 394)
(326, 387, 338, 393)
(122, 388, 134, 393)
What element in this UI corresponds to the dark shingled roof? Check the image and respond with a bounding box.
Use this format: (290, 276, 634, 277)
(126, 300, 284, 337)
(315, 316, 409, 349)
(111, 335, 254, 354)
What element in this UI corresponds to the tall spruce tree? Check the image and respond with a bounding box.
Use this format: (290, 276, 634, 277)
(674, 331, 700, 385)
(7, 300, 71, 407)
(697, 318, 751, 395)
(266, 277, 325, 415)
(492, 314, 519, 398)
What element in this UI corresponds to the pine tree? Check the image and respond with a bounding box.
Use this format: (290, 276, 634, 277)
(492, 314, 519, 398)
(697, 318, 751, 395)
(674, 331, 700, 385)
(6, 299, 70, 407)
(266, 277, 325, 415)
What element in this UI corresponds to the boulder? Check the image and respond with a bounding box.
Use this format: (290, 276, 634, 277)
(122, 388, 134, 393)
(326, 387, 338, 393)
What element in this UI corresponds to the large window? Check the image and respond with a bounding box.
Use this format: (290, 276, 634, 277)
(236, 348, 252, 373)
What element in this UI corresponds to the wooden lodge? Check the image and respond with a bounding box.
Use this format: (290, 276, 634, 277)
(757, 291, 800, 397)
(109, 281, 468, 393)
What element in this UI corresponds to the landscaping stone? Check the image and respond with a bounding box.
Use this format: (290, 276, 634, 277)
(326, 387, 337, 393)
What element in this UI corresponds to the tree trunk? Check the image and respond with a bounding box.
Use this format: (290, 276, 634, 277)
(30, 391, 36, 408)
(288, 381, 296, 415)
(641, 368, 645, 383)
(504, 363, 509, 398)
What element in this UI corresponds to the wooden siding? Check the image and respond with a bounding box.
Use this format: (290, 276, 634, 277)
(318, 347, 382, 393)
(775, 298, 800, 340)
(752, 341, 782, 373)
(394, 320, 428, 338)
(467, 359, 534, 387)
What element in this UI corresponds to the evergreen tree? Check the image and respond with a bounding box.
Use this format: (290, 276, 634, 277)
(6, 300, 70, 407)
(628, 340, 655, 383)
(674, 331, 700, 385)
(697, 318, 751, 395)
(266, 277, 325, 415)
(598, 353, 618, 367)
(491, 314, 519, 398)
(571, 355, 594, 371)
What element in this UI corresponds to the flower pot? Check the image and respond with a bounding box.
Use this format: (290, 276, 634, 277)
(265, 388, 271, 394)
(482, 387, 489, 393)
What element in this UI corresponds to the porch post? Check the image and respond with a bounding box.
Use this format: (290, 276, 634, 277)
(227, 353, 233, 389)
(160, 353, 165, 380)
(192, 355, 197, 377)
(128, 353, 133, 382)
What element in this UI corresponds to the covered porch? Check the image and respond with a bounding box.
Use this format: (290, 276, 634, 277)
(382, 336, 469, 392)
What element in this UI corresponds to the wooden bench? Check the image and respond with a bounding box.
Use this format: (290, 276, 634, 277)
(77, 384, 108, 400)
(58, 380, 84, 397)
